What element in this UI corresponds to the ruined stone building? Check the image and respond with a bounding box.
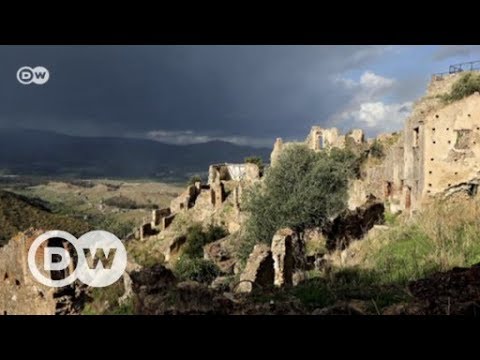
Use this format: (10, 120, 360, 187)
(271, 72, 480, 215)
(349, 73, 480, 214)
(135, 162, 262, 242)
(0, 229, 84, 315)
(208, 163, 260, 184)
(270, 127, 365, 166)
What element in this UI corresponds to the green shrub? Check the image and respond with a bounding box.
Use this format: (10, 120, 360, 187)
(104, 196, 139, 209)
(183, 223, 208, 258)
(369, 140, 384, 158)
(88, 214, 135, 240)
(81, 279, 134, 315)
(442, 72, 480, 103)
(241, 144, 357, 258)
(182, 223, 228, 258)
(174, 256, 220, 283)
(188, 175, 202, 186)
(205, 223, 228, 243)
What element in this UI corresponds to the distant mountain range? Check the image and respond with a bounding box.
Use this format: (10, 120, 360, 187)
(0, 129, 271, 180)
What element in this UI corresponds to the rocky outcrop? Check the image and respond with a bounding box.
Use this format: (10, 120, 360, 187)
(324, 197, 385, 251)
(236, 244, 274, 293)
(406, 263, 480, 315)
(129, 265, 235, 315)
(203, 236, 236, 274)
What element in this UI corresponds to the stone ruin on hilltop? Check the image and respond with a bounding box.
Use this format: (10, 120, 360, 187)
(347, 72, 480, 214)
(271, 71, 480, 215)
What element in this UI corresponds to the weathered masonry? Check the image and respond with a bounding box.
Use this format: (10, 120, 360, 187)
(0, 229, 83, 315)
(349, 72, 480, 213)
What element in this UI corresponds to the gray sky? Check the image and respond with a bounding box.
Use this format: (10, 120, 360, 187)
(1, 45, 480, 147)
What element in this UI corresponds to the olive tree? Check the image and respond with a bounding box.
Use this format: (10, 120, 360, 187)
(240, 144, 357, 258)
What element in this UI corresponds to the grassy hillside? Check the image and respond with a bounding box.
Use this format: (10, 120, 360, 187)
(288, 195, 480, 313)
(0, 190, 91, 245)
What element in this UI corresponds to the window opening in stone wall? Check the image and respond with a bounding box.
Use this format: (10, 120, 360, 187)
(317, 133, 324, 150)
(405, 187, 412, 209)
(413, 127, 419, 147)
(385, 181, 393, 197)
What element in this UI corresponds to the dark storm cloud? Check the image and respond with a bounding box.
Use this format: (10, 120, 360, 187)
(0, 45, 392, 145)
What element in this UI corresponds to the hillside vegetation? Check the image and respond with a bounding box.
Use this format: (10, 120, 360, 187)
(288, 195, 480, 313)
(241, 144, 359, 259)
(0, 190, 91, 245)
(442, 71, 480, 103)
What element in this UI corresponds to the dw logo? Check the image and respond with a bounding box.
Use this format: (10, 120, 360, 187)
(17, 66, 50, 85)
(28, 230, 127, 288)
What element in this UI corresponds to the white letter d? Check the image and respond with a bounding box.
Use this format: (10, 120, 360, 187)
(44, 247, 71, 271)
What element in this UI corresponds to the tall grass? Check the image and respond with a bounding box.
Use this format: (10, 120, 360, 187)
(363, 196, 480, 284)
(291, 196, 480, 312)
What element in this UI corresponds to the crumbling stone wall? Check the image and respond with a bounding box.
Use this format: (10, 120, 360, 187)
(348, 73, 480, 214)
(0, 229, 84, 315)
(236, 228, 307, 293)
(348, 134, 405, 211)
(208, 163, 261, 184)
(305, 126, 346, 151)
(236, 244, 274, 293)
(210, 182, 225, 208)
(151, 208, 171, 227)
(170, 184, 199, 213)
(270, 126, 365, 166)
(420, 94, 480, 203)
